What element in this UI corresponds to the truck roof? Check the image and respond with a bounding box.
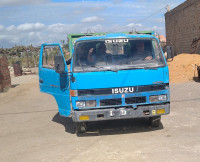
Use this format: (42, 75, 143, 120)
(76, 33, 156, 41)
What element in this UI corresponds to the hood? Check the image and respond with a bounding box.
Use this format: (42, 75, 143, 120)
(70, 66, 169, 90)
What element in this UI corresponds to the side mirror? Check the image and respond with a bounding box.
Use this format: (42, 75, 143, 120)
(54, 55, 65, 74)
(166, 46, 173, 59)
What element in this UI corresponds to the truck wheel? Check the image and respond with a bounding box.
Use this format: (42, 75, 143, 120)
(149, 116, 161, 127)
(76, 122, 87, 133)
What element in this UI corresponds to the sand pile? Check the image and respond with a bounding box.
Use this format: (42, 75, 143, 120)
(167, 54, 200, 83)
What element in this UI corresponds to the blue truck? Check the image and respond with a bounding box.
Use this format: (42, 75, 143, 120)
(39, 32, 170, 133)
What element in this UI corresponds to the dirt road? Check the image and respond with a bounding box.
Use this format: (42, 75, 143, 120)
(0, 75, 200, 162)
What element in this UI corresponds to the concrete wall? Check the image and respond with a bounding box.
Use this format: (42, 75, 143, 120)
(165, 0, 200, 55)
(0, 55, 11, 92)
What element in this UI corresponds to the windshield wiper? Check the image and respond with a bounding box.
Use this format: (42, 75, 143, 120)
(91, 65, 118, 72)
(144, 67, 158, 70)
(126, 65, 158, 70)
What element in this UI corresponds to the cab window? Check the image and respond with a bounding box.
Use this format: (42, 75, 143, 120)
(42, 45, 61, 69)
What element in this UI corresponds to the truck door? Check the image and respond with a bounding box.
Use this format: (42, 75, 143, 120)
(39, 43, 71, 116)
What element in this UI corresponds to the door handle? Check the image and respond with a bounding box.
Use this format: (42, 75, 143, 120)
(39, 79, 43, 83)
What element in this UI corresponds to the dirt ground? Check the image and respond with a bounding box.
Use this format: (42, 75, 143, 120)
(0, 74, 200, 162)
(167, 54, 200, 83)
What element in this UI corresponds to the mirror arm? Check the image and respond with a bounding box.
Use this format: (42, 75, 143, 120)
(68, 72, 75, 82)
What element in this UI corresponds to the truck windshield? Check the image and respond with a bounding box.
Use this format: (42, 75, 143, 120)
(73, 38, 165, 72)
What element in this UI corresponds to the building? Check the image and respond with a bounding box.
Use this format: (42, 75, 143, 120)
(165, 0, 200, 55)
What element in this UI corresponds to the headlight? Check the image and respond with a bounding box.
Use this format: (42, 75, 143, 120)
(86, 100, 96, 107)
(76, 100, 96, 108)
(158, 95, 167, 101)
(149, 95, 158, 102)
(149, 95, 167, 102)
(76, 101, 86, 107)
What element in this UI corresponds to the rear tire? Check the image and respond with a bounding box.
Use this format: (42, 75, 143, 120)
(76, 122, 87, 133)
(149, 116, 161, 127)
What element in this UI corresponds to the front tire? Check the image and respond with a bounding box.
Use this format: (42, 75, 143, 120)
(76, 122, 87, 133)
(149, 116, 161, 127)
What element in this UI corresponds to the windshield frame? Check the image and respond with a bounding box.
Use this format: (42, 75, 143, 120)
(72, 37, 166, 73)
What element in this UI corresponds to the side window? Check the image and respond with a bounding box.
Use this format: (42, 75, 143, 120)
(152, 40, 161, 60)
(42, 45, 61, 69)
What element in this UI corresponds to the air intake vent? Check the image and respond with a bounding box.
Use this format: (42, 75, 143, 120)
(125, 96, 146, 104)
(100, 98, 122, 106)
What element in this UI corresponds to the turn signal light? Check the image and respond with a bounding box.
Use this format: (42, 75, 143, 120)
(70, 90, 78, 97)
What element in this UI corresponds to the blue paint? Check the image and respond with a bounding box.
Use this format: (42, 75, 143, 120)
(39, 43, 71, 116)
(71, 67, 167, 90)
(76, 33, 158, 42)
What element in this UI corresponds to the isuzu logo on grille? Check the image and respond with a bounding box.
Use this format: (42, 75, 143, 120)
(112, 87, 134, 94)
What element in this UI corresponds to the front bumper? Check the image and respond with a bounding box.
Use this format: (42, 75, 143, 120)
(71, 103, 170, 122)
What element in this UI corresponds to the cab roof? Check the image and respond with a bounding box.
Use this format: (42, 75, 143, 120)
(75, 33, 157, 42)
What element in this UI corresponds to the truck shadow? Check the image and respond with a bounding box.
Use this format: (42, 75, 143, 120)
(52, 113, 76, 134)
(52, 113, 163, 136)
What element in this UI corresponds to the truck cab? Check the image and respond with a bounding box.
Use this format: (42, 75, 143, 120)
(39, 32, 170, 133)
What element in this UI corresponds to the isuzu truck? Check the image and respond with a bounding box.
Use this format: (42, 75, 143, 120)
(39, 32, 170, 133)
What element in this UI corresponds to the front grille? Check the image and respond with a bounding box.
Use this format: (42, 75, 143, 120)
(78, 90, 94, 96)
(100, 98, 122, 106)
(125, 96, 146, 104)
(78, 84, 167, 96)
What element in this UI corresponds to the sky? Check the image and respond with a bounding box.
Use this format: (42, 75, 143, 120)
(0, 0, 186, 48)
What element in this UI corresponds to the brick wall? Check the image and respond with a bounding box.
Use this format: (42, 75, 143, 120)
(165, 0, 200, 55)
(0, 55, 11, 92)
